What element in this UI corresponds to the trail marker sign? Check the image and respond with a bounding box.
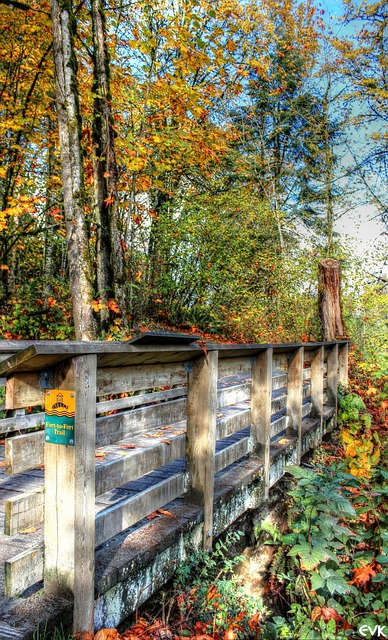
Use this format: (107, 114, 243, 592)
(44, 390, 76, 446)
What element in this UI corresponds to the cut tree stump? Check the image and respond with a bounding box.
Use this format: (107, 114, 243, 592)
(318, 258, 345, 341)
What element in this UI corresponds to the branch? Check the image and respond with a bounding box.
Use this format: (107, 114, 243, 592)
(0, 0, 31, 9)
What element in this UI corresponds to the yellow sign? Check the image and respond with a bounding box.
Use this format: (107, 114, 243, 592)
(45, 390, 76, 446)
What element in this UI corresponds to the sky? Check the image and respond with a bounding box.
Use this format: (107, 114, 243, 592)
(315, 0, 387, 267)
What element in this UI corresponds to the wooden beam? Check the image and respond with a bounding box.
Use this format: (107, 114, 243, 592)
(214, 438, 250, 473)
(326, 344, 339, 412)
(96, 362, 187, 396)
(5, 373, 44, 410)
(286, 347, 304, 463)
(310, 346, 324, 419)
(251, 348, 273, 498)
(4, 546, 44, 597)
(186, 351, 218, 550)
(96, 398, 187, 446)
(0, 411, 44, 436)
(5, 431, 44, 474)
(44, 354, 97, 633)
(338, 342, 349, 389)
(95, 435, 186, 496)
(95, 473, 185, 547)
(4, 489, 44, 535)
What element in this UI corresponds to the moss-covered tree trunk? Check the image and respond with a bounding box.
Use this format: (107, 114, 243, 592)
(318, 258, 345, 341)
(50, 0, 96, 340)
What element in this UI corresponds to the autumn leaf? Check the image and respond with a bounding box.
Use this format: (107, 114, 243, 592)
(311, 606, 343, 623)
(107, 299, 120, 313)
(94, 630, 121, 640)
(348, 560, 377, 587)
(157, 508, 175, 517)
(20, 526, 39, 534)
(120, 444, 137, 449)
(95, 451, 107, 459)
(160, 439, 171, 445)
(74, 633, 94, 640)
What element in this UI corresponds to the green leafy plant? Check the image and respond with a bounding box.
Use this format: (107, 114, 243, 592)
(260, 461, 388, 638)
(173, 530, 263, 638)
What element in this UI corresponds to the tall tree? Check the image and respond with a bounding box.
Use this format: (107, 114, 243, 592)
(50, 0, 96, 339)
(91, 0, 126, 330)
(338, 0, 388, 227)
(231, 0, 320, 248)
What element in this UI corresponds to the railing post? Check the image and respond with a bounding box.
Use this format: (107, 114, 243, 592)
(338, 342, 349, 390)
(310, 346, 324, 446)
(327, 344, 339, 416)
(286, 347, 304, 463)
(44, 354, 97, 633)
(186, 350, 218, 551)
(251, 348, 272, 499)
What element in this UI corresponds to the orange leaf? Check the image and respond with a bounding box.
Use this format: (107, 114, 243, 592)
(94, 630, 120, 640)
(104, 195, 115, 206)
(107, 299, 120, 313)
(20, 526, 38, 534)
(145, 511, 161, 520)
(74, 633, 94, 640)
(120, 444, 136, 449)
(157, 508, 175, 517)
(0, 461, 5, 467)
(161, 439, 171, 445)
(95, 451, 107, 459)
(311, 606, 342, 623)
(348, 560, 377, 587)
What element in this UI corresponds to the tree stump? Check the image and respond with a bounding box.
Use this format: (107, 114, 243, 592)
(318, 258, 345, 341)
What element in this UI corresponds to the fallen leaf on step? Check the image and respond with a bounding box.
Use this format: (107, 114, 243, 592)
(157, 508, 175, 517)
(20, 526, 38, 534)
(95, 451, 107, 459)
(120, 444, 136, 449)
(161, 439, 171, 445)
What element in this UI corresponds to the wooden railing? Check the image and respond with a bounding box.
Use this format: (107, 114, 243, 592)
(0, 336, 349, 632)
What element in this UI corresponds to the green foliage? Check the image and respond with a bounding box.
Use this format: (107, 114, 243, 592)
(33, 623, 73, 640)
(261, 460, 388, 637)
(173, 530, 263, 638)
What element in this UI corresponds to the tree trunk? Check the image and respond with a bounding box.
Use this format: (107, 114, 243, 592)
(318, 258, 345, 341)
(50, 0, 96, 340)
(91, 0, 126, 330)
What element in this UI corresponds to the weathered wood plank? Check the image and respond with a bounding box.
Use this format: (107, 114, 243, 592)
(95, 435, 186, 496)
(216, 407, 250, 439)
(4, 489, 44, 535)
(96, 387, 186, 414)
(96, 362, 187, 397)
(215, 438, 250, 473)
(5, 374, 45, 410)
(218, 357, 251, 379)
(4, 545, 44, 596)
(186, 350, 218, 550)
(217, 383, 250, 408)
(44, 355, 97, 634)
(0, 411, 44, 436)
(251, 348, 272, 498)
(5, 431, 44, 474)
(286, 347, 303, 463)
(338, 342, 349, 389)
(326, 344, 339, 411)
(96, 398, 187, 446)
(95, 472, 185, 547)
